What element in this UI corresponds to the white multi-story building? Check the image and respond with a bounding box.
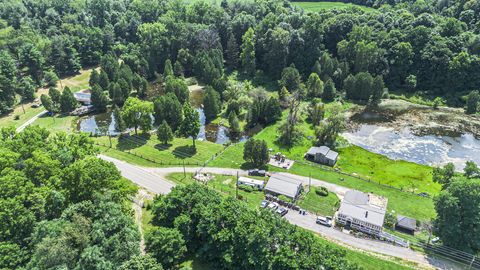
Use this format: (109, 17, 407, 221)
(336, 190, 387, 236)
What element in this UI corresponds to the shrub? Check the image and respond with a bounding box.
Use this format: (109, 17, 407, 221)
(14, 115, 20, 120)
(315, 187, 329, 197)
(238, 184, 254, 192)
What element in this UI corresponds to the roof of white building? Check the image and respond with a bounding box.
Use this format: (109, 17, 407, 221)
(238, 177, 265, 186)
(338, 190, 387, 227)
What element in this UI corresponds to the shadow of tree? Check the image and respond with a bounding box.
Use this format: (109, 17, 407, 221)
(240, 162, 268, 170)
(116, 134, 148, 151)
(154, 143, 173, 151)
(172, 145, 197, 159)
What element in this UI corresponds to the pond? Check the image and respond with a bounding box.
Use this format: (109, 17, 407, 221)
(77, 90, 252, 144)
(342, 124, 480, 170)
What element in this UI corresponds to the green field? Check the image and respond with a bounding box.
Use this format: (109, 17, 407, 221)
(31, 114, 78, 133)
(292, 1, 376, 12)
(58, 68, 96, 92)
(0, 104, 45, 129)
(95, 135, 225, 167)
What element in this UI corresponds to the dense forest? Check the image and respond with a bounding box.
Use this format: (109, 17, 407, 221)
(1, 0, 480, 116)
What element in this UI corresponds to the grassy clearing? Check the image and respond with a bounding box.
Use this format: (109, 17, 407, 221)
(31, 114, 78, 133)
(58, 68, 97, 92)
(95, 134, 225, 166)
(292, 1, 376, 12)
(337, 145, 439, 194)
(0, 104, 45, 129)
(298, 187, 340, 216)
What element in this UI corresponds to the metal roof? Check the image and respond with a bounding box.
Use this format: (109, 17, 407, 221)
(396, 215, 416, 230)
(264, 175, 302, 198)
(325, 150, 339, 161)
(307, 146, 330, 156)
(338, 190, 387, 227)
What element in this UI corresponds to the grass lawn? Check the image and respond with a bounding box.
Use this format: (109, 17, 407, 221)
(58, 68, 97, 92)
(298, 187, 340, 216)
(292, 1, 376, 12)
(95, 134, 225, 167)
(31, 114, 78, 133)
(0, 104, 45, 129)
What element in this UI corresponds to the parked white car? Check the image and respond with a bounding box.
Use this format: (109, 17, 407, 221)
(316, 216, 333, 227)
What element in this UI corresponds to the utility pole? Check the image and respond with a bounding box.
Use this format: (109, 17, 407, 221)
(309, 173, 311, 193)
(108, 131, 112, 148)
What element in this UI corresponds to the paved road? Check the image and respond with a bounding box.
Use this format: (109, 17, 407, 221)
(99, 156, 436, 268)
(100, 155, 174, 194)
(16, 110, 47, 132)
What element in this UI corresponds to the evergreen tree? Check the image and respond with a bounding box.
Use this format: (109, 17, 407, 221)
(40, 94, 54, 113)
(89, 69, 99, 87)
(165, 77, 189, 104)
(174, 60, 184, 77)
(203, 86, 221, 123)
(91, 85, 108, 112)
(240, 28, 256, 77)
(306, 73, 324, 98)
(323, 79, 336, 102)
(19, 77, 36, 102)
(44, 70, 59, 87)
(113, 105, 126, 132)
(157, 120, 174, 145)
(0, 50, 18, 113)
(226, 32, 239, 70)
(466, 90, 479, 114)
(163, 59, 174, 78)
(60, 87, 78, 113)
(153, 93, 183, 131)
(179, 102, 200, 148)
(279, 65, 302, 92)
(312, 60, 322, 76)
(99, 70, 110, 90)
(228, 111, 241, 134)
(369, 76, 385, 106)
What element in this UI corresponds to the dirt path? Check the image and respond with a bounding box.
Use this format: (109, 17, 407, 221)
(132, 189, 154, 254)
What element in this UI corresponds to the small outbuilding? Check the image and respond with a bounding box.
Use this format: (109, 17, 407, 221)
(264, 175, 303, 201)
(237, 177, 265, 190)
(395, 215, 416, 235)
(305, 146, 339, 166)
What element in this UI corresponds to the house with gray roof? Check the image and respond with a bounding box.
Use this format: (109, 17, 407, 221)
(305, 146, 339, 166)
(264, 175, 303, 201)
(336, 190, 387, 236)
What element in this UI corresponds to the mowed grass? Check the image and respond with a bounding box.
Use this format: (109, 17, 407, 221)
(58, 68, 97, 92)
(31, 115, 78, 133)
(95, 134, 225, 166)
(0, 104, 45, 129)
(293, 1, 376, 12)
(298, 187, 340, 216)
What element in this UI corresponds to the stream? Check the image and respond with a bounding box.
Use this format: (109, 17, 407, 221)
(342, 107, 480, 170)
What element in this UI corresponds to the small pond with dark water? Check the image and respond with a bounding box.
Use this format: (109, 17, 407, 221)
(77, 90, 252, 144)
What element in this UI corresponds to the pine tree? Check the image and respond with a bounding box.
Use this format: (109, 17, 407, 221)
(89, 69, 99, 87)
(163, 59, 174, 78)
(99, 70, 110, 90)
(174, 60, 184, 77)
(113, 105, 126, 132)
(240, 28, 256, 77)
(306, 73, 324, 98)
(91, 85, 108, 112)
(226, 33, 239, 70)
(179, 102, 200, 148)
(228, 111, 241, 134)
(466, 90, 479, 114)
(203, 86, 221, 123)
(157, 120, 174, 145)
(323, 79, 336, 102)
(60, 87, 78, 113)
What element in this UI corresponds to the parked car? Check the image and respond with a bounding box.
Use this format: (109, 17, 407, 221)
(268, 202, 279, 211)
(248, 169, 266, 177)
(418, 192, 430, 198)
(276, 207, 288, 216)
(316, 216, 332, 227)
(260, 200, 269, 208)
(431, 237, 440, 244)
